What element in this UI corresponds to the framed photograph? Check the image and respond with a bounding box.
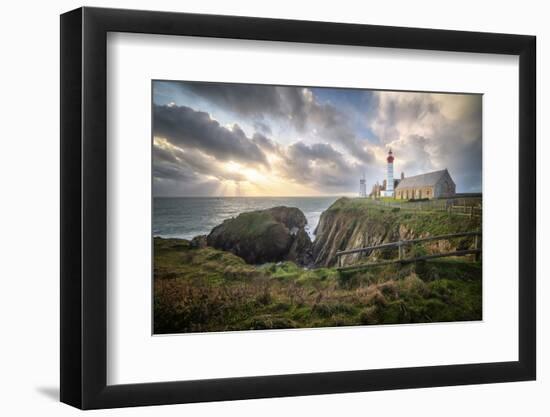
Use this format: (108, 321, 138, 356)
(60, 7, 536, 409)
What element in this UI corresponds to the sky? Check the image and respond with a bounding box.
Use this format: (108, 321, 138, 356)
(152, 80, 482, 197)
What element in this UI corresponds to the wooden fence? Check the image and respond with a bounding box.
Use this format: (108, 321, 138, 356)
(335, 231, 482, 272)
(371, 197, 482, 218)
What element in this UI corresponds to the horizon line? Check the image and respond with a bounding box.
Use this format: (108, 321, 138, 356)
(153, 195, 352, 198)
(153, 191, 482, 198)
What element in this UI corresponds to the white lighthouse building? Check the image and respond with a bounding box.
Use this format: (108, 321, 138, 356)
(381, 149, 395, 197)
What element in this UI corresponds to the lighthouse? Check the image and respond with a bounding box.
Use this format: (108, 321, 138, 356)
(383, 149, 395, 197)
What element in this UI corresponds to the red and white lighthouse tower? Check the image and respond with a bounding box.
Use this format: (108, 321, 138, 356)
(383, 149, 395, 197)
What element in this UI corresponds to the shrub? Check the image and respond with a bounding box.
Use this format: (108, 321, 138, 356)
(359, 306, 379, 325)
(337, 271, 356, 289)
(399, 273, 428, 296)
(245, 315, 297, 330)
(255, 289, 273, 306)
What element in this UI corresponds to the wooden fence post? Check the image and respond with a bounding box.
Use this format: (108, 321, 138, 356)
(474, 234, 481, 262)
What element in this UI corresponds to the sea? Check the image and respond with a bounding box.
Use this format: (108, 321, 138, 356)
(153, 196, 340, 241)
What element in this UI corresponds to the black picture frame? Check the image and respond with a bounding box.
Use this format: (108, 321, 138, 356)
(60, 6, 536, 410)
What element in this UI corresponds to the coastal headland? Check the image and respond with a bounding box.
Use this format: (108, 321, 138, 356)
(154, 197, 482, 334)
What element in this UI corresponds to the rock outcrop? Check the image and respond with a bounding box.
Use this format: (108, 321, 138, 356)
(312, 197, 481, 267)
(207, 206, 313, 265)
(287, 227, 314, 266)
(190, 234, 208, 249)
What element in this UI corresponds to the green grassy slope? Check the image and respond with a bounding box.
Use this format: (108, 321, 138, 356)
(326, 197, 480, 235)
(154, 237, 482, 334)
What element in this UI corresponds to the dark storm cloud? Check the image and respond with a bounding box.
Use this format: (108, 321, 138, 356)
(181, 83, 374, 164)
(251, 132, 281, 155)
(305, 101, 375, 163)
(153, 162, 198, 182)
(182, 82, 305, 123)
(153, 104, 268, 167)
(153, 143, 246, 183)
(152, 145, 195, 181)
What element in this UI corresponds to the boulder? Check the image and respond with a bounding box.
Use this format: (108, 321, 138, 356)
(190, 234, 208, 249)
(206, 206, 312, 265)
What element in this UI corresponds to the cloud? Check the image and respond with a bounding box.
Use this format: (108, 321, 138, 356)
(368, 91, 482, 191)
(302, 98, 375, 163)
(152, 82, 483, 195)
(251, 132, 282, 155)
(153, 175, 222, 197)
(153, 142, 247, 183)
(182, 82, 306, 123)
(277, 141, 362, 190)
(253, 121, 272, 135)
(180, 82, 375, 164)
(153, 104, 269, 167)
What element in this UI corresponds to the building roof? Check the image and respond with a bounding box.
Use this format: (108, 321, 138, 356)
(395, 169, 450, 190)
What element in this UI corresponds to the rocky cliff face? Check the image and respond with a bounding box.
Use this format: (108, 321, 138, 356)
(312, 198, 481, 267)
(207, 206, 313, 265)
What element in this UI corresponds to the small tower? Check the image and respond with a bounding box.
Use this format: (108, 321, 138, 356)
(359, 172, 367, 198)
(383, 149, 395, 197)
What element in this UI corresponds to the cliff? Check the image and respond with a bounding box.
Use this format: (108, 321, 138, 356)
(313, 197, 481, 267)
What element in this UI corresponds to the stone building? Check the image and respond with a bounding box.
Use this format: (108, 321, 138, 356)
(394, 169, 456, 200)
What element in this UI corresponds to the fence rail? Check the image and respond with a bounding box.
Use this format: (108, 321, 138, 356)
(336, 231, 482, 271)
(370, 197, 482, 218)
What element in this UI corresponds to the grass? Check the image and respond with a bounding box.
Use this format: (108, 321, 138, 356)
(324, 197, 480, 247)
(154, 237, 259, 285)
(211, 211, 279, 239)
(154, 237, 482, 334)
